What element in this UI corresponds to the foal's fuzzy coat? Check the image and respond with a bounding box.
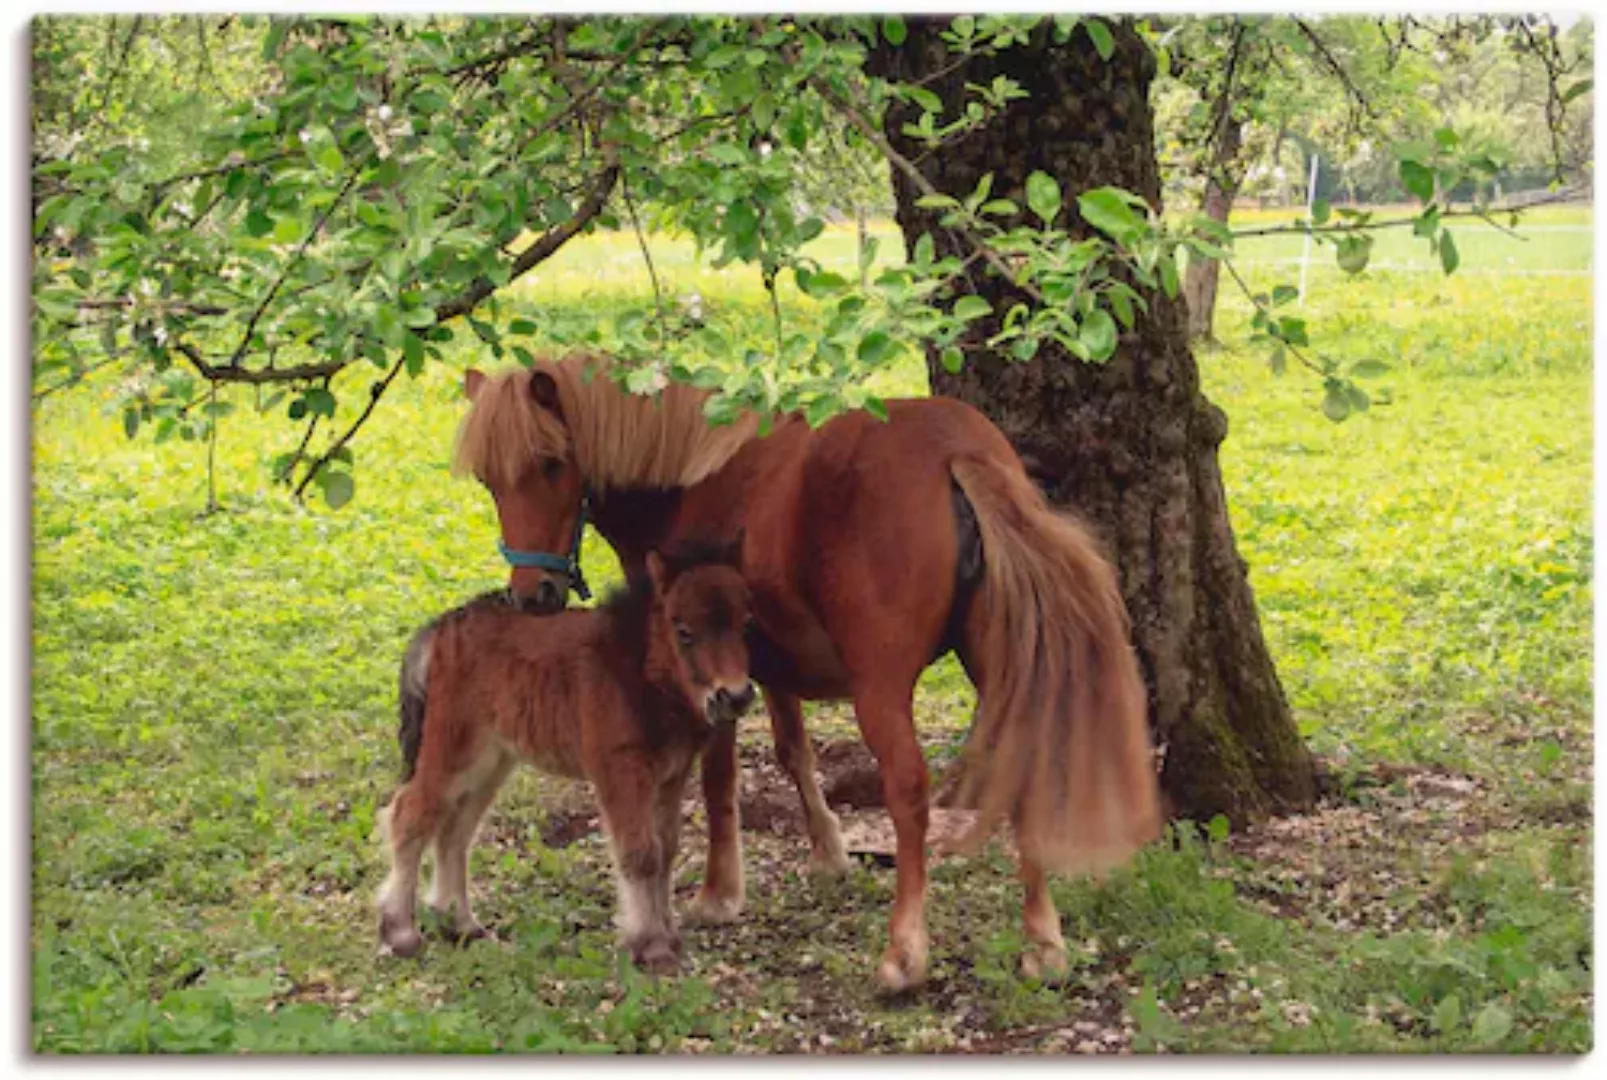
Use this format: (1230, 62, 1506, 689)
(376, 547, 754, 971)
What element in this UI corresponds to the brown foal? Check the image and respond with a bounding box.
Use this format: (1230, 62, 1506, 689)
(376, 542, 755, 973)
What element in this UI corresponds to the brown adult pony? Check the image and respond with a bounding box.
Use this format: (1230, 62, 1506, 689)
(376, 540, 755, 972)
(454, 356, 1161, 991)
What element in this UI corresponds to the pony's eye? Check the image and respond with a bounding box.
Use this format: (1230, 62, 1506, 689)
(674, 624, 694, 647)
(540, 456, 565, 479)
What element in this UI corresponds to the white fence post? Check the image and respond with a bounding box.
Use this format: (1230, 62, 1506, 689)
(1298, 153, 1320, 307)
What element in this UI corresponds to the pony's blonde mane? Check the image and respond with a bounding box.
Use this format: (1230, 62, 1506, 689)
(453, 354, 760, 491)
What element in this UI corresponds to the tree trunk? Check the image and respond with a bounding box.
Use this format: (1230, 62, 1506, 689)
(1182, 113, 1243, 341)
(870, 19, 1315, 823)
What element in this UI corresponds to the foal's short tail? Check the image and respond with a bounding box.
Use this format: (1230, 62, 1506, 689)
(948, 454, 1161, 875)
(396, 626, 435, 782)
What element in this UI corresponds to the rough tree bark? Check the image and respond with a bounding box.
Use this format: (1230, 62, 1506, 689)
(870, 19, 1315, 823)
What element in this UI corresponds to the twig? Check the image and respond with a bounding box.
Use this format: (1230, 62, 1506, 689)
(1221, 258, 1327, 378)
(31, 354, 125, 403)
(173, 341, 346, 385)
(620, 170, 669, 345)
(292, 354, 407, 501)
(1292, 17, 1377, 125)
(1228, 189, 1580, 239)
(226, 159, 369, 368)
(809, 74, 1045, 307)
(204, 381, 220, 514)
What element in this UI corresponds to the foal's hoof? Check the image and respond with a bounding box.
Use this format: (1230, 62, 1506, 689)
(1019, 941, 1070, 983)
(630, 936, 684, 976)
(686, 890, 744, 926)
(874, 944, 928, 995)
(379, 916, 424, 959)
(451, 922, 499, 948)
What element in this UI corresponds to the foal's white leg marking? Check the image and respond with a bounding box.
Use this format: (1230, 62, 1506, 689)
(376, 799, 427, 956)
(429, 745, 511, 933)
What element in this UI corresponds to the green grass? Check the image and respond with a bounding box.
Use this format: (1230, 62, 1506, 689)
(30, 212, 1591, 1053)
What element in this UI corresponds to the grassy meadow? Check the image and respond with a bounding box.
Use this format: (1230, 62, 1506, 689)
(30, 208, 1593, 1052)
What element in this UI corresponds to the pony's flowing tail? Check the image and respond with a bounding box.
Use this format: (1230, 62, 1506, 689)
(396, 626, 435, 782)
(947, 454, 1161, 875)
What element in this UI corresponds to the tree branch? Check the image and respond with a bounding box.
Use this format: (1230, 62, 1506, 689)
(1292, 17, 1377, 124)
(173, 341, 347, 384)
(431, 150, 620, 323)
(291, 355, 407, 500)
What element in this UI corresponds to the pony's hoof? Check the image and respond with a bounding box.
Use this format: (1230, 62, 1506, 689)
(807, 846, 853, 877)
(1020, 941, 1070, 983)
(379, 916, 424, 959)
(631, 936, 683, 975)
(874, 945, 927, 995)
(686, 891, 743, 925)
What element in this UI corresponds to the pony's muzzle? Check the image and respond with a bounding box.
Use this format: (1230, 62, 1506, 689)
(508, 578, 565, 615)
(708, 682, 756, 725)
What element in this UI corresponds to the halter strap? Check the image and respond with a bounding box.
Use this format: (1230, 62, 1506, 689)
(496, 493, 592, 601)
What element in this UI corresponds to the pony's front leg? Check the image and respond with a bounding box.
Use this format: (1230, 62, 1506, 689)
(597, 758, 682, 973)
(764, 687, 850, 875)
(686, 721, 744, 924)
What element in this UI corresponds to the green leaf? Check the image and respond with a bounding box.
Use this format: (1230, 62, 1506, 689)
(314, 142, 344, 174)
(1432, 993, 1462, 1034)
(1433, 126, 1460, 151)
(1349, 359, 1392, 379)
(953, 295, 992, 322)
(1269, 345, 1287, 375)
(1470, 1003, 1512, 1047)
(1311, 199, 1331, 226)
(940, 346, 964, 374)
(321, 470, 354, 510)
(1270, 284, 1298, 307)
(1025, 171, 1062, 225)
(906, 86, 942, 114)
(1336, 234, 1373, 275)
(1439, 228, 1459, 276)
(122, 407, 140, 440)
(1560, 78, 1592, 105)
(1322, 383, 1351, 423)
(1206, 814, 1230, 843)
(403, 332, 425, 374)
(244, 208, 274, 237)
(914, 193, 960, 210)
(305, 388, 337, 418)
(882, 16, 907, 46)
(1079, 308, 1117, 361)
(979, 198, 1019, 217)
(864, 396, 889, 422)
(856, 331, 896, 365)
(1400, 159, 1435, 203)
(1159, 256, 1180, 299)
(1084, 17, 1116, 61)
(1077, 187, 1143, 241)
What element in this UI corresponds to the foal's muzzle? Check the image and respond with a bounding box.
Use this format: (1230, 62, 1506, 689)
(707, 683, 757, 726)
(508, 579, 565, 615)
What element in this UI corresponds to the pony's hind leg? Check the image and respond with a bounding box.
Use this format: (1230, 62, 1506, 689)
(376, 783, 438, 958)
(687, 721, 744, 925)
(427, 747, 513, 943)
(764, 688, 850, 875)
(1017, 855, 1070, 981)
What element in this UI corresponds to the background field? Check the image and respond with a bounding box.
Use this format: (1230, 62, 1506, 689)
(31, 209, 1593, 1053)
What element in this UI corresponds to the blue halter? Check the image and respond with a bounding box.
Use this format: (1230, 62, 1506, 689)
(497, 493, 592, 601)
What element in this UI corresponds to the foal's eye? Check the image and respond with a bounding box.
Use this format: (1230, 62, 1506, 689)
(674, 624, 694, 647)
(540, 456, 565, 480)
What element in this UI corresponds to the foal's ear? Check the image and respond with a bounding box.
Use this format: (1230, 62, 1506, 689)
(529, 369, 562, 417)
(463, 368, 486, 400)
(644, 550, 669, 596)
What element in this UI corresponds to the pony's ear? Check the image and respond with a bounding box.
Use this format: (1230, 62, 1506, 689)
(529, 369, 562, 418)
(463, 368, 486, 400)
(644, 550, 669, 596)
